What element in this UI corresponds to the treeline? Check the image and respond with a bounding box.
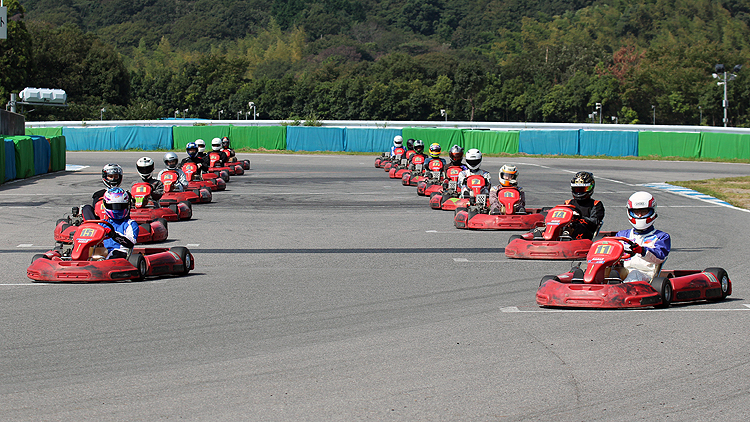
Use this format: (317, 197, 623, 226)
(3, 0, 750, 125)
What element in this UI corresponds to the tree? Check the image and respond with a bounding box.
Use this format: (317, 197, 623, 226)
(0, 0, 33, 102)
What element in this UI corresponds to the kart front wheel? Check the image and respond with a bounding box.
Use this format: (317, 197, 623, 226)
(540, 275, 560, 287)
(704, 267, 729, 300)
(507, 234, 522, 244)
(30, 253, 49, 264)
(171, 247, 192, 275)
(128, 253, 147, 281)
(651, 276, 673, 308)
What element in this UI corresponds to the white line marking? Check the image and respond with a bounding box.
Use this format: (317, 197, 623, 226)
(65, 164, 89, 171)
(744, 304, 750, 309)
(501, 306, 520, 312)
(17, 244, 34, 248)
(453, 258, 469, 262)
(186, 244, 200, 247)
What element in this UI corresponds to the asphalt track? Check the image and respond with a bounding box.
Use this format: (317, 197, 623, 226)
(2, 152, 750, 421)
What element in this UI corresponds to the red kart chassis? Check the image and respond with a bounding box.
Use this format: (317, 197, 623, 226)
(536, 237, 731, 309)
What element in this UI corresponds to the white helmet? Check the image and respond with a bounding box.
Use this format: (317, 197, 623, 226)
(627, 191, 657, 231)
(393, 135, 403, 147)
(499, 164, 518, 187)
(136, 157, 155, 180)
(195, 139, 206, 153)
(211, 138, 222, 151)
(465, 149, 482, 170)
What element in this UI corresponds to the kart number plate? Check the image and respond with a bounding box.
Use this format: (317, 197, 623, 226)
(448, 181, 457, 189)
(431, 171, 440, 179)
(476, 194, 487, 204)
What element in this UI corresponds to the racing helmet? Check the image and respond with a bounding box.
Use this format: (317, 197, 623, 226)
(627, 191, 657, 231)
(429, 143, 441, 158)
(186, 142, 199, 159)
(406, 138, 415, 151)
(465, 149, 482, 170)
(103, 187, 130, 220)
(413, 139, 425, 154)
(221, 137, 230, 149)
(449, 145, 464, 164)
(163, 152, 179, 169)
(570, 171, 595, 200)
(195, 139, 206, 153)
(211, 138, 222, 151)
(101, 163, 123, 188)
(136, 157, 155, 181)
(499, 164, 519, 187)
(393, 135, 403, 147)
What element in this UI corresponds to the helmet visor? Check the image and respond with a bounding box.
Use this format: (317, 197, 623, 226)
(104, 202, 129, 210)
(628, 208, 655, 219)
(572, 185, 591, 195)
(466, 158, 481, 168)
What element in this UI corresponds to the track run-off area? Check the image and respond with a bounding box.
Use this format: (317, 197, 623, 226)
(2, 152, 750, 421)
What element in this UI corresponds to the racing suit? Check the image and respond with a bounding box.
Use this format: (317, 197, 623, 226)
(424, 157, 447, 171)
(82, 189, 108, 220)
(489, 186, 526, 214)
(180, 155, 211, 175)
(134, 176, 165, 202)
(457, 168, 491, 198)
(157, 168, 189, 192)
(409, 153, 429, 172)
(563, 198, 605, 240)
(102, 217, 139, 259)
(208, 150, 229, 167)
(616, 226, 671, 282)
(221, 147, 237, 162)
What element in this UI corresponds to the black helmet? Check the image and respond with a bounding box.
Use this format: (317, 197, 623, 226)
(449, 145, 464, 164)
(414, 139, 425, 154)
(570, 171, 595, 200)
(406, 138, 415, 151)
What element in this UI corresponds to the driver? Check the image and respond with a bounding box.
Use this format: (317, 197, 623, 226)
(82, 163, 124, 220)
(180, 141, 210, 175)
(134, 157, 165, 201)
(209, 138, 229, 166)
(220, 137, 238, 162)
(447, 145, 468, 170)
(489, 164, 525, 215)
(390, 135, 404, 156)
(409, 140, 428, 171)
(158, 152, 189, 192)
(457, 149, 491, 198)
(616, 192, 671, 282)
(101, 187, 139, 259)
(563, 171, 605, 239)
(424, 143, 446, 170)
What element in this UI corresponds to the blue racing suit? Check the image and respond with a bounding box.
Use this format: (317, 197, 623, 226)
(102, 218, 139, 257)
(616, 226, 671, 281)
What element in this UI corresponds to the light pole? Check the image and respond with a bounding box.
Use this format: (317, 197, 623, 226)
(174, 109, 179, 118)
(713, 64, 741, 127)
(218, 110, 223, 120)
(237, 111, 242, 120)
(611, 116, 618, 124)
(183, 108, 189, 118)
(651, 105, 655, 125)
(100, 108, 106, 120)
(698, 106, 702, 125)
(440, 109, 447, 121)
(595, 103, 602, 124)
(248, 102, 256, 120)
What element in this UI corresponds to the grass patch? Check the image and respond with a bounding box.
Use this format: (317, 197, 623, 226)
(669, 176, 750, 209)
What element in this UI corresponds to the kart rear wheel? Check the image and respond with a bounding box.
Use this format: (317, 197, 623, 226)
(508, 234, 522, 244)
(128, 253, 147, 281)
(540, 275, 560, 286)
(704, 267, 729, 300)
(651, 276, 673, 308)
(171, 246, 192, 275)
(156, 217, 169, 231)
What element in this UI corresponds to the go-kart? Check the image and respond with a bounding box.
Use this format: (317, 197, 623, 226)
(208, 151, 244, 176)
(454, 187, 547, 230)
(429, 176, 463, 210)
(402, 159, 432, 187)
(54, 205, 168, 245)
(29, 220, 194, 283)
(131, 182, 192, 221)
(374, 152, 390, 168)
(535, 236, 731, 309)
(382, 147, 406, 172)
(182, 162, 226, 192)
(395, 155, 426, 182)
(418, 163, 459, 197)
(158, 170, 212, 205)
(222, 148, 251, 170)
(388, 156, 413, 179)
(505, 204, 614, 259)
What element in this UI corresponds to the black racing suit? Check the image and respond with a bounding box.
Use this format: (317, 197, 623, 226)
(138, 176, 165, 201)
(180, 156, 211, 176)
(564, 197, 605, 240)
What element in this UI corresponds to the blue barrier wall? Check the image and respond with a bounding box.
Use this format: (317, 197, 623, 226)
(519, 130, 580, 155)
(286, 127, 345, 151)
(579, 130, 638, 156)
(116, 126, 173, 150)
(5, 140, 16, 181)
(63, 127, 118, 151)
(30, 135, 52, 175)
(344, 128, 402, 152)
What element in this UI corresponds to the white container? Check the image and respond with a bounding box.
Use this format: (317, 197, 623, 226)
(19, 87, 67, 104)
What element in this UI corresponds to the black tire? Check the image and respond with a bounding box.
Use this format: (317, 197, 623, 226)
(508, 234, 523, 244)
(704, 267, 730, 300)
(168, 203, 179, 215)
(156, 217, 169, 231)
(179, 201, 193, 220)
(31, 253, 48, 264)
(651, 276, 673, 307)
(170, 246, 192, 275)
(540, 275, 560, 286)
(139, 222, 151, 234)
(128, 253, 147, 281)
(541, 207, 553, 213)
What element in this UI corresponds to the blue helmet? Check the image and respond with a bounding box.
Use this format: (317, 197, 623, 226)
(103, 187, 130, 220)
(186, 142, 198, 158)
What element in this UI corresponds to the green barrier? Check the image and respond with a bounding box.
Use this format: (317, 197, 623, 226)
(228, 126, 286, 150)
(49, 135, 67, 171)
(26, 127, 63, 138)
(401, 127, 464, 155)
(638, 131, 701, 158)
(462, 130, 519, 154)
(699, 132, 750, 160)
(7, 136, 35, 178)
(172, 126, 231, 150)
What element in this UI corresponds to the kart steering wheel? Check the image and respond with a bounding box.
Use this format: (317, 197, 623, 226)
(86, 220, 135, 249)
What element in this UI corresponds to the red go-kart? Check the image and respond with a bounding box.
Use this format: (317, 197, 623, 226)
(505, 204, 614, 259)
(54, 203, 169, 245)
(397, 155, 425, 183)
(418, 162, 456, 196)
(374, 152, 390, 168)
(208, 151, 243, 177)
(382, 147, 406, 172)
(454, 187, 546, 230)
(222, 148, 251, 170)
(29, 220, 194, 283)
(131, 182, 191, 221)
(388, 156, 413, 179)
(159, 170, 212, 205)
(535, 236, 731, 309)
(182, 162, 226, 192)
